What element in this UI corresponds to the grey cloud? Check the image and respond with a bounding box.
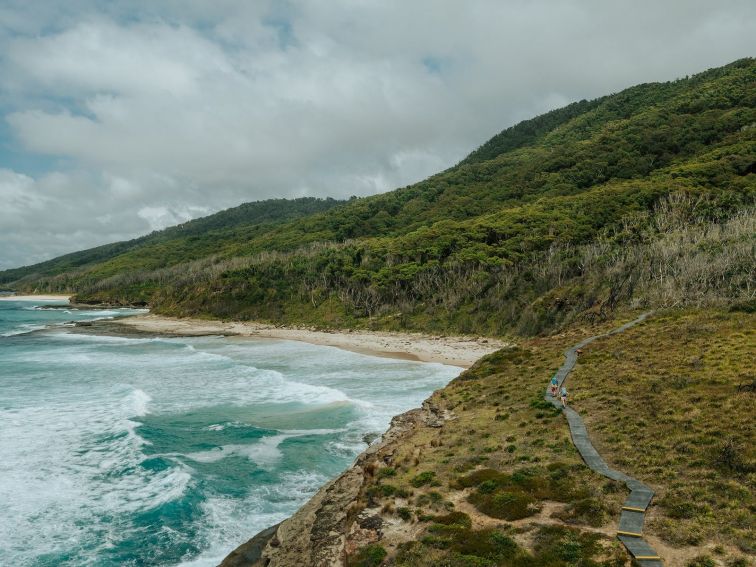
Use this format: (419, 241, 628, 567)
(1, 0, 755, 269)
(0, 169, 146, 268)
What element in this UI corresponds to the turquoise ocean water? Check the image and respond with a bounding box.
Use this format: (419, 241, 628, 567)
(0, 299, 460, 566)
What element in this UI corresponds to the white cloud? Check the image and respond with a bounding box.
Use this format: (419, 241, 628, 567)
(0, 169, 42, 213)
(0, 168, 180, 269)
(0, 0, 755, 269)
(137, 204, 210, 231)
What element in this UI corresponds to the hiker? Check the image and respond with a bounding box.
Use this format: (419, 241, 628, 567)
(549, 375, 559, 397)
(560, 386, 568, 407)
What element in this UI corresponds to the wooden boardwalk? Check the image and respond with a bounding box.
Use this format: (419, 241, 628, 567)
(546, 312, 663, 567)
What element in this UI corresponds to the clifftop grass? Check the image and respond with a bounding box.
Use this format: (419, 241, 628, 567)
(570, 309, 755, 552)
(345, 309, 754, 566)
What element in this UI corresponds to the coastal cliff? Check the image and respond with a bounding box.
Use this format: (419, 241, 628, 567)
(221, 402, 448, 567)
(220, 309, 755, 567)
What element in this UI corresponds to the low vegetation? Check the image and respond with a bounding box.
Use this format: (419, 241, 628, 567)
(393, 523, 629, 567)
(570, 309, 755, 553)
(343, 309, 753, 566)
(456, 465, 585, 521)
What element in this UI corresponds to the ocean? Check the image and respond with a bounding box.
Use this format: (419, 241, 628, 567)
(0, 299, 460, 566)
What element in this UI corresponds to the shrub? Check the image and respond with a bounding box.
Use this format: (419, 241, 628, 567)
(457, 465, 579, 521)
(377, 467, 396, 478)
(395, 487, 411, 498)
(432, 511, 472, 529)
(469, 489, 537, 521)
(381, 484, 397, 497)
(478, 480, 498, 494)
(558, 537, 583, 563)
(425, 526, 520, 561)
(365, 484, 397, 500)
(687, 556, 716, 567)
(397, 507, 412, 521)
(411, 471, 436, 487)
(714, 438, 754, 474)
(489, 532, 518, 554)
(348, 544, 387, 567)
(531, 525, 603, 565)
(660, 495, 711, 520)
(552, 497, 609, 527)
(456, 468, 507, 488)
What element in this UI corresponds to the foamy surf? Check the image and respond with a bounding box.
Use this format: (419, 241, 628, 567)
(184, 428, 345, 466)
(0, 300, 461, 566)
(128, 388, 152, 417)
(0, 301, 146, 338)
(1, 323, 48, 336)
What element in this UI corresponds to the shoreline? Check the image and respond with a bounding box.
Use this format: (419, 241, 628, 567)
(71, 310, 506, 565)
(112, 314, 507, 368)
(0, 294, 72, 301)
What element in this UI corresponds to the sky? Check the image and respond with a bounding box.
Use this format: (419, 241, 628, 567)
(0, 1, 754, 270)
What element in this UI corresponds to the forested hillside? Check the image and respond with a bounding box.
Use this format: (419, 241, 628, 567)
(3, 58, 754, 335)
(0, 197, 343, 288)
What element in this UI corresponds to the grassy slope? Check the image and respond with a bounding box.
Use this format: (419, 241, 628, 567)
(572, 309, 755, 552)
(344, 309, 754, 567)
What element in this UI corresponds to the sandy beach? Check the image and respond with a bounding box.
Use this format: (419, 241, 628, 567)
(0, 294, 71, 301)
(114, 314, 507, 368)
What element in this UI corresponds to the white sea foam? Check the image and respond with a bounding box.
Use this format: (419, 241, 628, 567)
(49, 332, 175, 345)
(0, 305, 461, 566)
(0, 386, 191, 565)
(128, 388, 152, 417)
(185, 428, 343, 467)
(203, 421, 259, 431)
(1, 306, 146, 338)
(1, 323, 48, 336)
(175, 469, 328, 567)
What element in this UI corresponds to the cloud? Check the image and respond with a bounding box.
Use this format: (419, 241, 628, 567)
(0, 168, 195, 269)
(137, 204, 211, 231)
(0, 0, 755, 269)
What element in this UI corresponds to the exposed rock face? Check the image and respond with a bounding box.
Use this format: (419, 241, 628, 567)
(220, 404, 450, 567)
(219, 523, 280, 567)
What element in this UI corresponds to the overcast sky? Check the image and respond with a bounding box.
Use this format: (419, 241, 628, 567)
(0, 0, 754, 269)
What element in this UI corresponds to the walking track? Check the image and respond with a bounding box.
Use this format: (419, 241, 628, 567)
(545, 312, 663, 567)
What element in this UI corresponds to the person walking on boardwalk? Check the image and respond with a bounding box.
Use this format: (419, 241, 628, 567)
(550, 374, 559, 397)
(560, 386, 568, 407)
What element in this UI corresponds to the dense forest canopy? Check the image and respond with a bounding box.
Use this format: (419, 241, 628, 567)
(3, 58, 754, 335)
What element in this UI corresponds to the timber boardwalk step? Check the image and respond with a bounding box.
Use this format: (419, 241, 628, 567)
(545, 312, 663, 566)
